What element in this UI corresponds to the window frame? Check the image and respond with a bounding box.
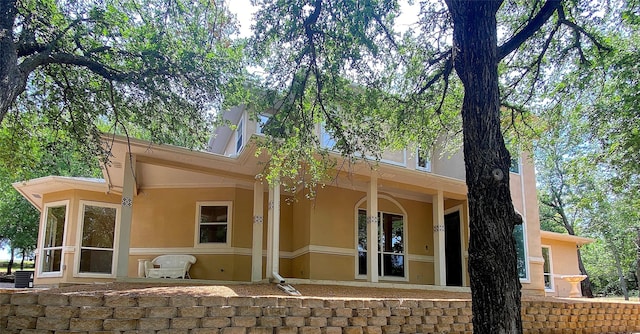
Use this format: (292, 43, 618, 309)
(510, 156, 521, 174)
(38, 200, 70, 278)
(356, 208, 408, 281)
(256, 114, 270, 135)
(541, 245, 554, 292)
(74, 201, 120, 278)
(195, 201, 232, 248)
(320, 122, 336, 150)
(416, 148, 432, 172)
(235, 117, 244, 153)
(514, 218, 530, 282)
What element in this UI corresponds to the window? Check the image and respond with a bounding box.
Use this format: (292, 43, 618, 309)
(78, 202, 118, 275)
(320, 123, 336, 149)
(357, 209, 405, 278)
(416, 148, 431, 172)
(235, 118, 244, 153)
(40, 202, 68, 275)
(542, 246, 554, 291)
(256, 114, 270, 134)
(513, 224, 528, 280)
(510, 156, 520, 173)
(197, 202, 231, 245)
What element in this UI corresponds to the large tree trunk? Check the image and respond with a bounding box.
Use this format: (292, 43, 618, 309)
(446, 1, 523, 333)
(0, 0, 26, 123)
(577, 248, 594, 298)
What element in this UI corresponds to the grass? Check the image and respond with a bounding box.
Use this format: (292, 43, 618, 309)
(0, 261, 35, 272)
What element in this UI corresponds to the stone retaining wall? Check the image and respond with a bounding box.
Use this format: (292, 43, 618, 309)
(1, 291, 639, 333)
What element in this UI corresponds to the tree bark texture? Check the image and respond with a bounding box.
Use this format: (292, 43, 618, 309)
(446, 1, 523, 333)
(0, 0, 27, 124)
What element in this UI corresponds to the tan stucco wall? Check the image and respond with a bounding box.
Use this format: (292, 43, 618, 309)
(541, 237, 584, 298)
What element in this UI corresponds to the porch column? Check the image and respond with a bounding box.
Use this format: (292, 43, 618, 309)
(116, 153, 136, 278)
(251, 180, 264, 282)
(433, 190, 446, 285)
(367, 176, 379, 283)
(266, 180, 283, 282)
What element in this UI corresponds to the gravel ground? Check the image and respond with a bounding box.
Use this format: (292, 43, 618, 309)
(3, 282, 473, 300)
(2, 282, 635, 304)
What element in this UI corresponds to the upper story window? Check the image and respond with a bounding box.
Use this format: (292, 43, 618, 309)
(196, 202, 232, 246)
(510, 156, 520, 174)
(256, 114, 270, 135)
(416, 148, 431, 172)
(77, 201, 119, 276)
(320, 123, 336, 150)
(235, 118, 244, 153)
(40, 201, 68, 277)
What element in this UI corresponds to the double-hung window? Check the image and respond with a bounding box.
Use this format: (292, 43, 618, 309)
(235, 118, 244, 153)
(40, 201, 68, 276)
(197, 202, 231, 246)
(256, 114, 270, 134)
(542, 246, 554, 291)
(77, 201, 119, 276)
(416, 148, 431, 172)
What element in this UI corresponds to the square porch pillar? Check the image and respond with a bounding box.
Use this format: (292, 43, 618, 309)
(116, 153, 136, 278)
(433, 190, 446, 286)
(251, 180, 264, 282)
(367, 176, 379, 283)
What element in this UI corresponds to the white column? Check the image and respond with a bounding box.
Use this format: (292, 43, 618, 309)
(367, 176, 379, 283)
(116, 153, 135, 278)
(251, 180, 264, 282)
(433, 190, 446, 285)
(266, 180, 283, 282)
(266, 185, 274, 278)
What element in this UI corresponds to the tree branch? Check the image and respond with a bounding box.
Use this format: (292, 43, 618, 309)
(497, 0, 562, 60)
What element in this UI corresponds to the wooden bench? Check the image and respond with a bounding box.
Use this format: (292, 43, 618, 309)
(144, 255, 196, 279)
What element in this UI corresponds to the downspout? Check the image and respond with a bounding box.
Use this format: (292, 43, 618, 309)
(268, 180, 285, 283)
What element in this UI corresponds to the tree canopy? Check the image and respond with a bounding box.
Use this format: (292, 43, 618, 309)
(0, 0, 247, 175)
(249, 0, 614, 332)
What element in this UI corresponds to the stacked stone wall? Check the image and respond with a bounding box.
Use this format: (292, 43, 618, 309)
(1, 291, 639, 333)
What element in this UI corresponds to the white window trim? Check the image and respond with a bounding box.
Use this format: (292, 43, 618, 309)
(541, 245, 554, 292)
(354, 195, 409, 282)
(256, 114, 270, 135)
(235, 117, 244, 153)
(195, 201, 232, 248)
(510, 156, 521, 174)
(515, 208, 530, 283)
(416, 148, 432, 172)
(38, 200, 70, 279)
(74, 201, 121, 278)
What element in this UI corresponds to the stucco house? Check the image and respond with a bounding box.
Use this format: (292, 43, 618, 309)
(13, 106, 591, 297)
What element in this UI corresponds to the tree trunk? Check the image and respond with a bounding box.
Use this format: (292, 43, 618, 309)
(446, 1, 523, 333)
(577, 248, 594, 298)
(7, 248, 14, 275)
(612, 246, 629, 301)
(19, 249, 25, 270)
(0, 0, 27, 123)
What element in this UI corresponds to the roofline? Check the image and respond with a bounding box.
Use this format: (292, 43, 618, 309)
(540, 230, 594, 245)
(12, 176, 107, 211)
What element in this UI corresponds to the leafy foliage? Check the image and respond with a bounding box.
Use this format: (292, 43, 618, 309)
(1, 0, 247, 174)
